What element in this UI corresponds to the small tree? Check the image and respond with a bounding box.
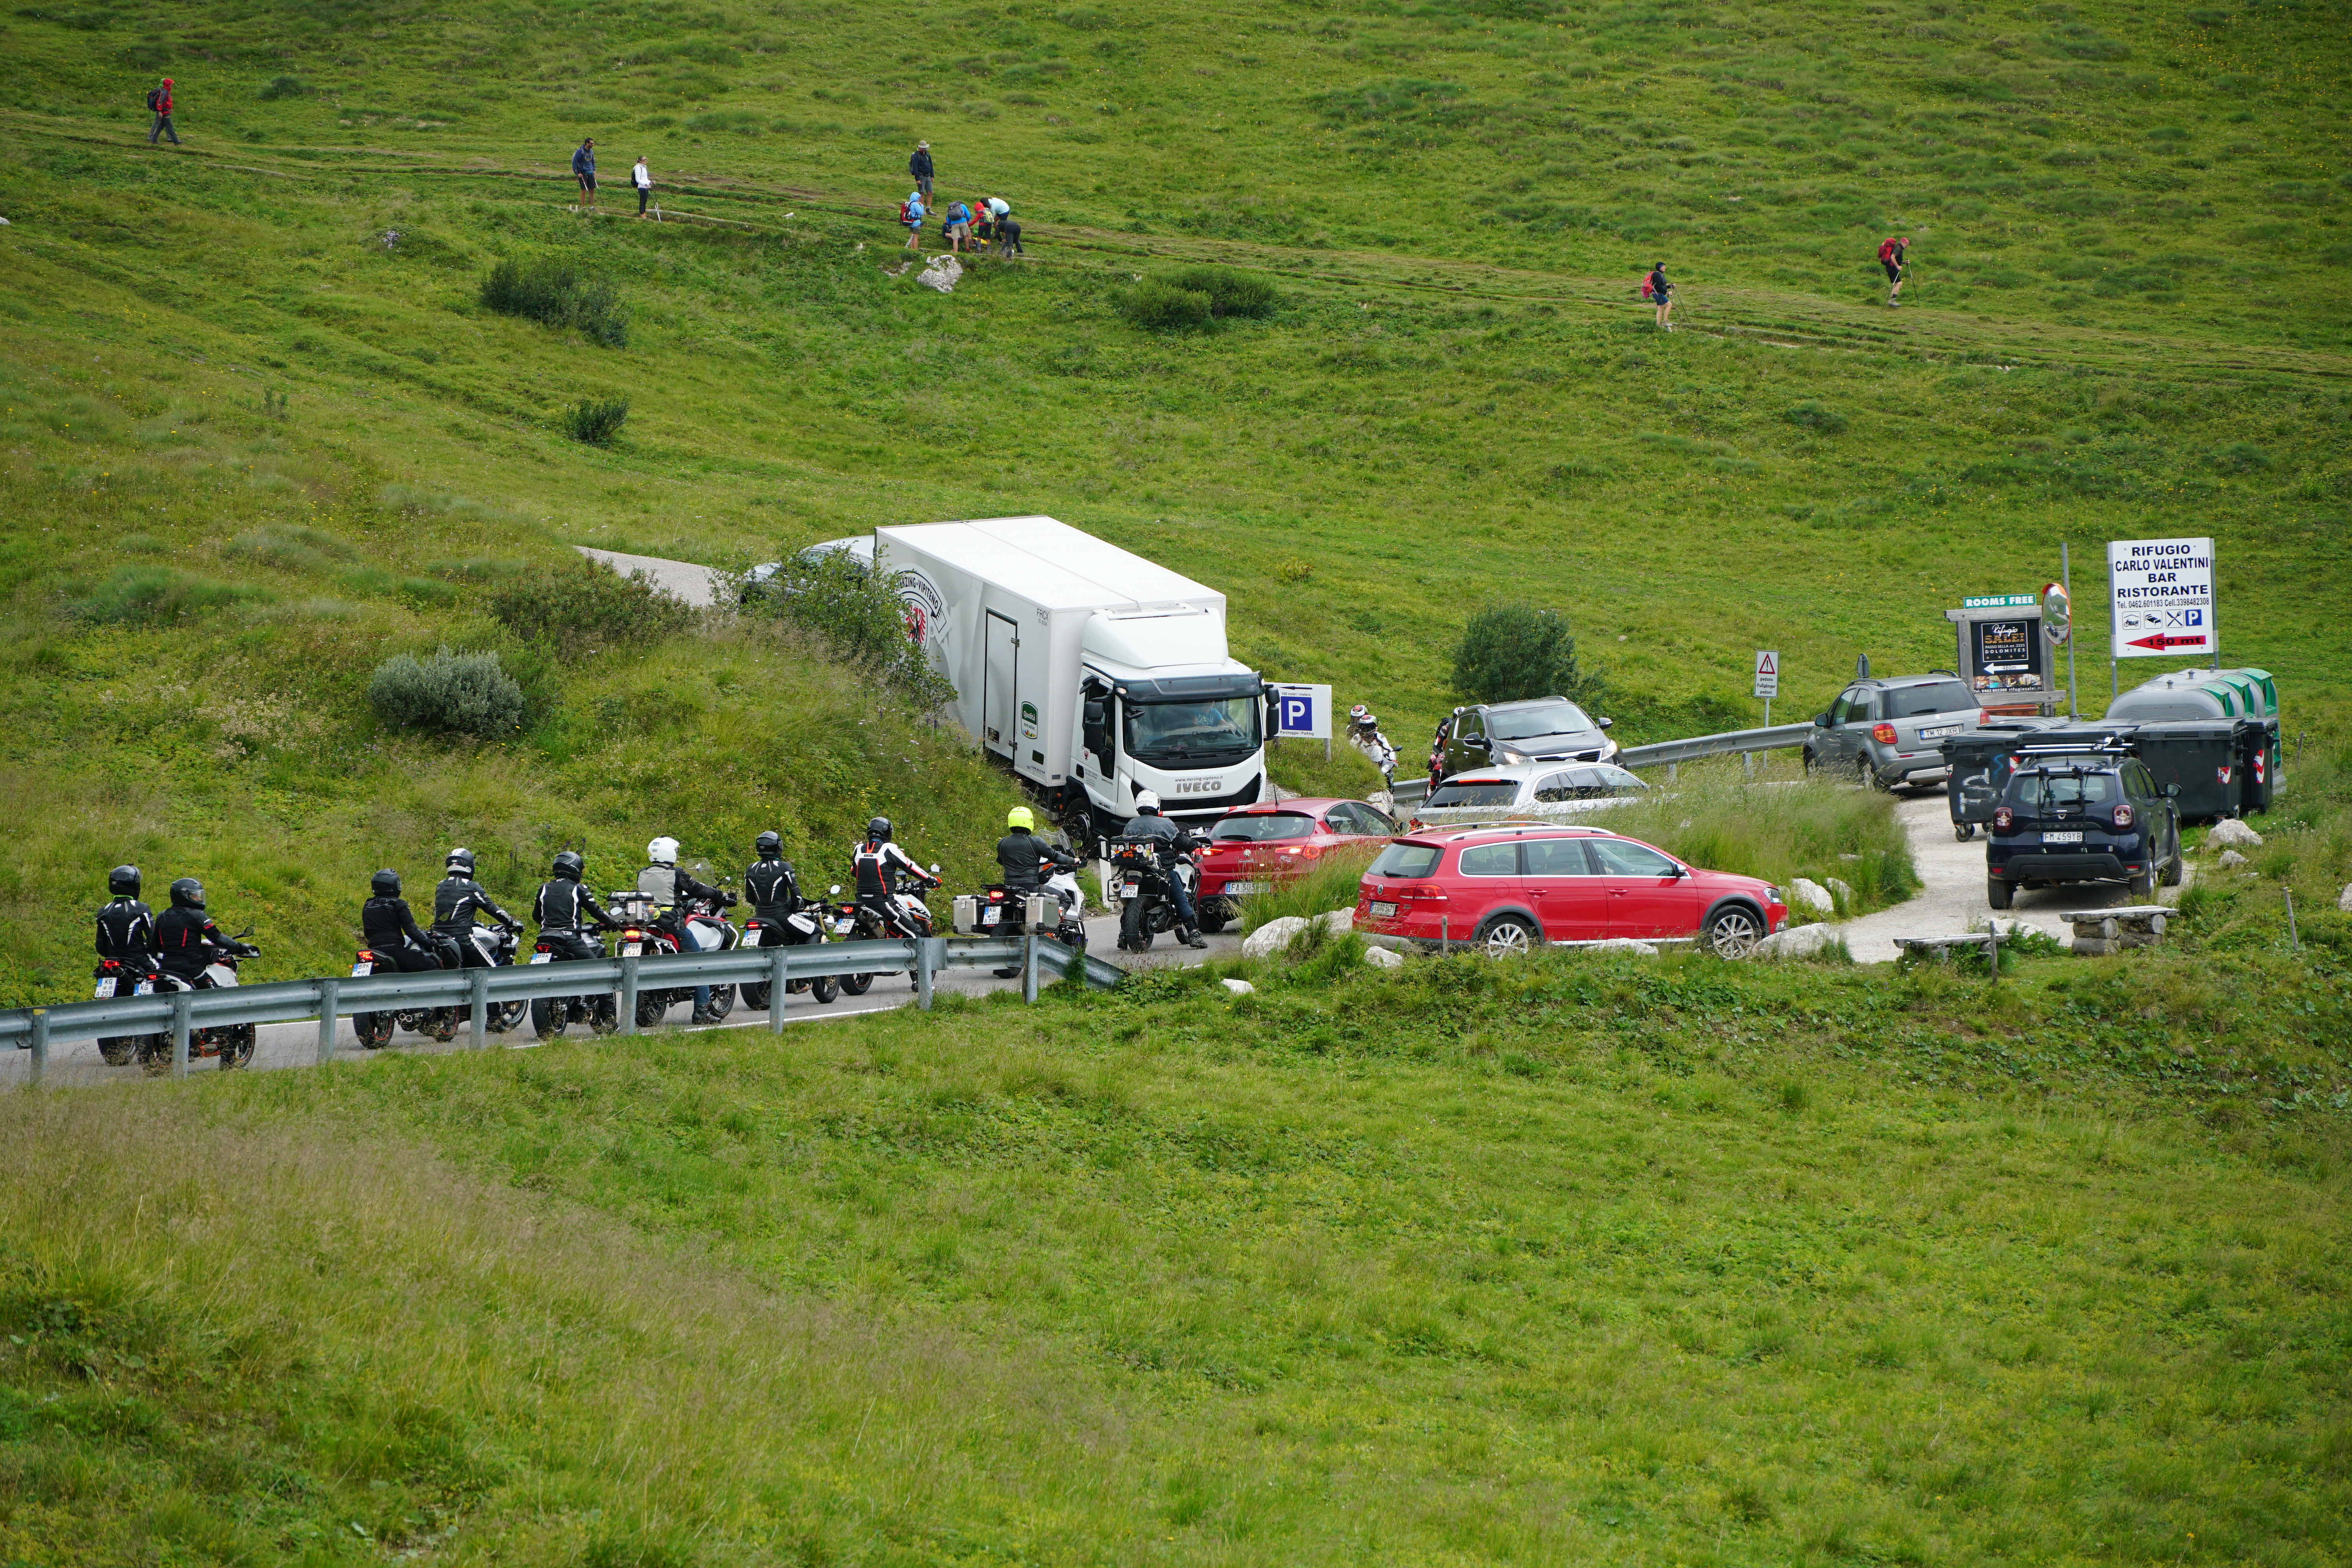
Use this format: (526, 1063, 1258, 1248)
(1118, 279, 1212, 332)
(487, 556, 695, 662)
(562, 394, 630, 446)
(748, 550, 956, 709)
(1452, 604, 1590, 705)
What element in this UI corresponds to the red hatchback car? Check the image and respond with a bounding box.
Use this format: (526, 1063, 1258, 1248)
(1194, 797, 1403, 932)
(1353, 823, 1789, 958)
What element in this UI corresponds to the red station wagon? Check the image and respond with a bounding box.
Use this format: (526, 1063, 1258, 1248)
(1194, 797, 1403, 931)
(1353, 823, 1789, 958)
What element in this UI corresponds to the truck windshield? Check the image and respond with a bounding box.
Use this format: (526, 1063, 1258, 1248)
(1123, 696, 1261, 764)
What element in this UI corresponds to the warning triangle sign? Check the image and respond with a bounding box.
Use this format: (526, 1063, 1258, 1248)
(1756, 652, 1777, 675)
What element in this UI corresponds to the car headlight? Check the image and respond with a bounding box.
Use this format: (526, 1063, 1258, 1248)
(1764, 886, 1781, 904)
(1499, 749, 1524, 763)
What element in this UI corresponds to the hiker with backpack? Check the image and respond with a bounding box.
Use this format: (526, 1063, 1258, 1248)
(900, 189, 927, 250)
(145, 78, 180, 147)
(909, 141, 935, 202)
(940, 198, 973, 253)
(1879, 236, 1911, 307)
(632, 154, 654, 217)
(572, 138, 597, 210)
(981, 196, 1021, 256)
(1646, 261, 1673, 331)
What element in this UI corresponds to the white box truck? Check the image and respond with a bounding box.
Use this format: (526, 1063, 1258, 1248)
(873, 516, 1271, 839)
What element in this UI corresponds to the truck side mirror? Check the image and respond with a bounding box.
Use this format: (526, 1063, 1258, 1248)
(1083, 698, 1109, 753)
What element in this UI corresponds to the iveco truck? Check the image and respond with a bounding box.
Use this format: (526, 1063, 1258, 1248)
(872, 515, 1270, 841)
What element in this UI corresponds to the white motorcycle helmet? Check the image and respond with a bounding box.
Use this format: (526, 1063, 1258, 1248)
(1134, 789, 1161, 814)
(647, 835, 679, 866)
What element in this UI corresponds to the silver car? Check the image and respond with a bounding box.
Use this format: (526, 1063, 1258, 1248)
(1408, 760, 1651, 829)
(1804, 674, 1984, 789)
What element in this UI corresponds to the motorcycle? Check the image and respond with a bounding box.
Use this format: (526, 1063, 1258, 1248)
(91, 957, 159, 1066)
(1109, 838, 1198, 953)
(604, 892, 688, 1028)
(740, 906, 839, 1011)
(971, 865, 1089, 965)
(828, 862, 941, 993)
(675, 888, 742, 1023)
(1348, 704, 1399, 788)
(822, 884, 872, 996)
(144, 931, 260, 1071)
(351, 924, 527, 1048)
(526, 929, 621, 1039)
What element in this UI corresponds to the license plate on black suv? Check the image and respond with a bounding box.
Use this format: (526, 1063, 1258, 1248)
(2041, 829, 2083, 844)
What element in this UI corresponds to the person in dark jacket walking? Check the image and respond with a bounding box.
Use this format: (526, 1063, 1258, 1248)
(909, 140, 935, 201)
(147, 78, 180, 146)
(1647, 261, 1674, 331)
(572, 138, 597, 209)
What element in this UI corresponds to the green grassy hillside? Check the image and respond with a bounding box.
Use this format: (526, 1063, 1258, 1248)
(6, 944, 2348, 1563)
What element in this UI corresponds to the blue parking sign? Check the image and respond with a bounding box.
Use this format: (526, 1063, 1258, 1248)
(1270, 682, 1331, 741)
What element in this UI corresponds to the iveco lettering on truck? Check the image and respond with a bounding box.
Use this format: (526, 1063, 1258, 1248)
(870, 516, 1271, 842)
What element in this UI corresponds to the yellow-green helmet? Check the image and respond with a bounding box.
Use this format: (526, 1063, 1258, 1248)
(1007, 805, 1034, 831)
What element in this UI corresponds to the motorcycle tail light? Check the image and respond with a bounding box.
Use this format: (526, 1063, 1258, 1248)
(1871, 722, 1898, 746)
(2112, 802, 2134, 829)
(356, 949, 374, 962)
(1993, 806, 2013, 831)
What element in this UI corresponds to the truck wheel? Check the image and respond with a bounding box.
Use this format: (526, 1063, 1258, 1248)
(1986, 878, 2014, 911)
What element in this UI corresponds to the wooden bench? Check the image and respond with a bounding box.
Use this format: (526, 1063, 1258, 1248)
(1892, 933, 2000, 963)
(2060, 904, 2171, 957)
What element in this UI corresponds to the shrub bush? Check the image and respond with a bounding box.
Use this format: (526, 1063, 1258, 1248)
(1157, 264, 1280, 319)
(367, 648, 526, 739)
(747, 550, 956, 708)
(1781, 400, 1848, 434)
(257, 74, 310, 99)
(562, 395, 630, 447)
(1119, 279, 1212, 332)
(479, 258, 628, 347)
(1452, 603, 1592, 704)
(73, 566, 259, 626)
(487, 557, 696, 662)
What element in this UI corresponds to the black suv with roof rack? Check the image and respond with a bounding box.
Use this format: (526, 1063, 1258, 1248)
(1985, 743, 2181, 910)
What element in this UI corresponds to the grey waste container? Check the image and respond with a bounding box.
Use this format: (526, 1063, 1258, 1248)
(1940, 720, 2067, 840)
(2129, 720, 2244, 823)
(2237, 716, 2279, 816)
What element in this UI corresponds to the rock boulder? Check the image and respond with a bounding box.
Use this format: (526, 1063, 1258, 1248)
(2207, 818, 2265, 848)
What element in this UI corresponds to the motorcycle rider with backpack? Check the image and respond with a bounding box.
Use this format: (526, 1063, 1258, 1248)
(96, 865, 161, 981)
(639, 835, 735, 1023)
(433, 847, 521, 965)
(1122, 791, 1208, 948)
(363, 869, 443, 973)
(154, 878, 258, 982)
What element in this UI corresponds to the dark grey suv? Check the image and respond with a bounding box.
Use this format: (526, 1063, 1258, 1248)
(1441, 698, 1616, 779)
(1985, 750, 2181, 909)
(1804, 674, 1983, 790)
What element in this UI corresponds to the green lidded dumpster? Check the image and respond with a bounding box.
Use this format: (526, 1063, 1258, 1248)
(1941, 719, 2067, 840)
(2131, 720, 2246, 822)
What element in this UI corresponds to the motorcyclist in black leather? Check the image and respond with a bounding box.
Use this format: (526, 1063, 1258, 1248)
(1122, 791, 1207, 947)
(744, 831, 803, 929)
(96, 864, 160, 978)
(995, 805, 1080, 892)
(432, 847, 520, 967)
(362, 869, 443, 973)
(534, 850, 618, 961)
(154, 878, 258, 982)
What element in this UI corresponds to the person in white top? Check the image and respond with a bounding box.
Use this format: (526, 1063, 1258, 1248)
(632, 156, 653, 218)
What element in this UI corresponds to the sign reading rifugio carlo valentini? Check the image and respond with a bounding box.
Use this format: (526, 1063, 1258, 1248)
(2108, 537, 2217, 659)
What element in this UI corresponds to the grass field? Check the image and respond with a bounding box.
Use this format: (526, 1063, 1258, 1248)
(6, 936, 2349, 1564)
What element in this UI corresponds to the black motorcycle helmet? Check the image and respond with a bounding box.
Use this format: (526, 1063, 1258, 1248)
(370, 869, 402, 897)
(755, 830, 782, 858)
(169, 877, 205, 910)
(108, 864, 141, 898)
(866, 816, 892, 845)
(551, 850, 584, 882)
(445, 847, 476, 876)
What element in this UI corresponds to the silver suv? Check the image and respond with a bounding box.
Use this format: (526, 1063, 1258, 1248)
(1804, 674, 1983, 790)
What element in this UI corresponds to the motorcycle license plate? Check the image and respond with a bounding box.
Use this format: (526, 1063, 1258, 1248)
(621, 942, 643, 957)
(134, 980, 153, 995)
(2041, 830, 2083, 845)
(528, 951, 553, 965)
(1224, 880, 1270, 897)
(94, 978, 117, 998)
(1370, 901, 1398, 920)
(1121, 882, 1141, 899)
(981, 906, 1001, 926)
(349, 964, 371, 978)
(834, 919, 856, 935)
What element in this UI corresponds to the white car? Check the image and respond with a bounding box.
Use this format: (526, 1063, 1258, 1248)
(1408, 761, 1652, 829)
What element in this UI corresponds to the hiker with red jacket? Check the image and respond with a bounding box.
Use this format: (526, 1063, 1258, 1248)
(147, 77, 180, 147)
(1879, 236, 1911, 308)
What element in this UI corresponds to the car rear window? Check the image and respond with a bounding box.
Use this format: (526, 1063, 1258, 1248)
(1457, 843, 1519, 877)
(1212, 811, 1315, 842)
(1886, 681, 1979, 718)
(1366, 842, 1441, 879)
(1425, 780, 1520, 807)
(2008, 771, 2119, 808)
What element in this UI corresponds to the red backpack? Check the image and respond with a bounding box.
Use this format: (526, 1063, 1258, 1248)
(897, 199, 912, 223)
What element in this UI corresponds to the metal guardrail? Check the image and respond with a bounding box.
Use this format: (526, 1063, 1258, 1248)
(4, 936, 1121, 1083)
(1392, 722, 1817, 804)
